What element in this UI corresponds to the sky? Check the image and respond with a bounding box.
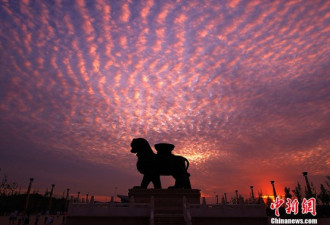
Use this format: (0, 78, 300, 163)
(0, 0, 329, 203)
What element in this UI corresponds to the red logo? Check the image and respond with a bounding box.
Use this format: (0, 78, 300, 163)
(270, 197, 285, 217)
(301, 198, 317, 216)
(285, 198, 299, 215)
(270, 197, 317, 217)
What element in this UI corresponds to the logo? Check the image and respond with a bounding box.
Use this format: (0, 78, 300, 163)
(270, 197, 317, 217)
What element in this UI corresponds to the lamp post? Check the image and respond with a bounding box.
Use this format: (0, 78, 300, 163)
(250, 186, 255, 201)
(235, 190, 239, 204)
(65, 188, 70, 211)
(270, 181, 277, 200)
(302, 172, 312, 198)
(224, 193, 227, 204)
(115, 187, 118, 202)
(24, 178, 34, 211)
(48, 184, 55, 210)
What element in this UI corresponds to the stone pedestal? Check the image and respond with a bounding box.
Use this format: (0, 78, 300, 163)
(129, 189, 200, 225)
(128, 188, 201, 204)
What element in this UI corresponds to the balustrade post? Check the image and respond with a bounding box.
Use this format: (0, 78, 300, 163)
(88, 196, 94, 212)
(202, 197, 206, 207)
(68, 196, 74, 214)
(183, 196, 192, 225)
(149, 196, 154, 225)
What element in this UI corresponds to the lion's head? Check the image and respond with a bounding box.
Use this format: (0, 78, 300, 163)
(130, 138, 155, 157)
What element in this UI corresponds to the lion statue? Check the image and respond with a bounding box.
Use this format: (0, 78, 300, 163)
(130, 138, 191, 189)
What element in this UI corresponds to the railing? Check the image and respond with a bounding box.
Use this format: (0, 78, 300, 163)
(68, 196, 151, 217)
(183, 196, 192, 225)
(70, 202, 150, 209)
(68, 195, 266, 219)
(189, 203, 266, 209)
(149, 195, 154, 225)
(188, 201, 267, 218)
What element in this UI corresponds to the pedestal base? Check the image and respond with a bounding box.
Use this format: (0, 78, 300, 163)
(128, 188, 201, 204)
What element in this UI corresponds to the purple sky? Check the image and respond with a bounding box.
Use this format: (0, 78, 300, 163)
(0, 0, 329, 202)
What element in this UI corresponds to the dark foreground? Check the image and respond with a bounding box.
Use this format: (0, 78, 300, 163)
(1, 216, 329, 225)
(0, 215, 66, 225)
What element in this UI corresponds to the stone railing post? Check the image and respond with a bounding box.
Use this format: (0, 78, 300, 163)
(88, 196, 94, 212)
(183, 196, 192, 225)
(109, 196, 114, 208)
(149, 195, 154, 225)
(202, 197, 207, 207)
(129, 195, 134, 208)
(68, 196, 74, 214)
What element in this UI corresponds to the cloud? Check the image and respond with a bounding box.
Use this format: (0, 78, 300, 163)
(120, 2, 131, 23)
(0, 0, 329, 199)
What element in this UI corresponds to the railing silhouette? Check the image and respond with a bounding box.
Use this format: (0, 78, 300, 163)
(68, 195, 266, 219)
(149, 195, 154, 225)
(68, 196, 151, 217)
(188, 202, 266, 217)
(183, 196, 192, 225)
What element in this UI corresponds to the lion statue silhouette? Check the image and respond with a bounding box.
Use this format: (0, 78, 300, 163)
(130, 138, 191, 189)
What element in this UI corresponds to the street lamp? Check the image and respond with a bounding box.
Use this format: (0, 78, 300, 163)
(24, 178, 34, 210)
(270, 181, 277, 200)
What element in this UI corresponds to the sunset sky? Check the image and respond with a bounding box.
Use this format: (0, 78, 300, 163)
(0, 0, 329, 202)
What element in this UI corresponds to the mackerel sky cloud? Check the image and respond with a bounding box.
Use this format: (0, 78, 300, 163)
(0, 0, 329, 200)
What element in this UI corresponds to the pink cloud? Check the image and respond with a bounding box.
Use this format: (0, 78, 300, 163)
(120, 2, 131, 23)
